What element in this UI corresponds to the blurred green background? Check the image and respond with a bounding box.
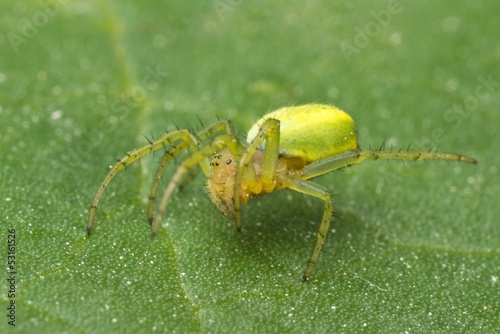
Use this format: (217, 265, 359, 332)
(1, 1, 499, 333)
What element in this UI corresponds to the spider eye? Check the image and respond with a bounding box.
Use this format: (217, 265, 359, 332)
(226, 159, 232, 165)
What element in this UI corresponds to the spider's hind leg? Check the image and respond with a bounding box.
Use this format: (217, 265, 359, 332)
(286, 179, 334, 281)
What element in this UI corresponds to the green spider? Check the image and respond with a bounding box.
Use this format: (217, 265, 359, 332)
(86, 104, 477, 280)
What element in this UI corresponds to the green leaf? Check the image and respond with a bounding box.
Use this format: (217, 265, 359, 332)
(1, 1, 498, 333)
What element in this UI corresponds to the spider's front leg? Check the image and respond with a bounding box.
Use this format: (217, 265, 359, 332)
(147, 120, 235, 224)
(87, 129, 209, 235)
(233, 118, 281, 231)
(151, 134, 243, 236)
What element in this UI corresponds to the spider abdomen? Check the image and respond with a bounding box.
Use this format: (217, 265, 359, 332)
(247, 104, 360, 162)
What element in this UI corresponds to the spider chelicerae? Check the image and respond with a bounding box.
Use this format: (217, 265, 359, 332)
(86, 104, 477, 280)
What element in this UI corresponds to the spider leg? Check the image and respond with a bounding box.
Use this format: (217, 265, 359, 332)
(147, 120, 236, 224)
(286, 179, 334, 281)
(293, 148, 476, 279)
(233, 118, 280, 231)
(148, 142, 190, 224)
(87, 129, 206, 234)
(359, 149, 477, 164)
(178, 164, 201, 191)
(301, 150, 362, 180)
(151, 134, 244, 236)
(300, 148, 476, 181)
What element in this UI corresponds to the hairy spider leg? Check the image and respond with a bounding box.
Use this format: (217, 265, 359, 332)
(288, 151, 362, 279)
(292, 147, 476, 279)
(358, 149, 477, 164)
(87, 129, 208, 234)
(151, 134, 245, 236)
(148, 142, 190, 224)
(280, 151, 360, 281)
(286, 179, 335, 281)
(178, 164, 201, 190)
(148, 120, 236, 224)
(233, 118, 281, 231)
(301, 149, 477, 180)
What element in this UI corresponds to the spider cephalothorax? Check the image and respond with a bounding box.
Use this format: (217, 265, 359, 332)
(87, 104, 476, 280)
(207, 147, 294, 219)
(207, 149, 240, 218)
